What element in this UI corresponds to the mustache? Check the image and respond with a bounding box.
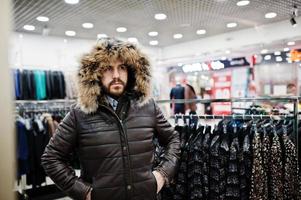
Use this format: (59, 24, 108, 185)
(109, 79, 125, 87)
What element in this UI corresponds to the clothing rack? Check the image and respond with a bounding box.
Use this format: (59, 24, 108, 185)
(157, 97, 300, 169)
(15, 100, 75, 113)
(173, 113, 295, 120)
(15, 99, 76, 104)
(15, 100, 76, 200)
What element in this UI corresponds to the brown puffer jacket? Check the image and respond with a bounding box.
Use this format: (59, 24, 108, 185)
(41, 95, 180, 200)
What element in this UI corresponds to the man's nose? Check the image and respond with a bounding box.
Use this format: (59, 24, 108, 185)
(112, 68, 120, 78)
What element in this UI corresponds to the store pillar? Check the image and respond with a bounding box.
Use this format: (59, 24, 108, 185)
(0, 0, 16, 199)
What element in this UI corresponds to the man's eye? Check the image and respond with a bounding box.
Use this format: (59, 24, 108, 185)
(105, 67, 113, 71)
(120, 65, 127, 70)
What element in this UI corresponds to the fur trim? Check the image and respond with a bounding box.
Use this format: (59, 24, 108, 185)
(77, 38, 152, 114)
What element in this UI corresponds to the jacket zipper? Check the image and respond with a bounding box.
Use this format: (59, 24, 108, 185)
(99, 105, 133, 199)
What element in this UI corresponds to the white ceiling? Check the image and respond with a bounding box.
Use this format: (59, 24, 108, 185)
(12, 0, 301, 47)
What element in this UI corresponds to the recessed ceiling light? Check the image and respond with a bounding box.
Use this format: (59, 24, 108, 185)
(82, 23, 94, 29)
(226, 22, 237, 28)
(128, 37, 138, 43)
(148, 31, 158, 36)
(97, 34, 107, 38)
(149, 40, 158, 45)
(225, 50, 231, 54)
(116, 27, 127, 32)
(154, 13, 167, 20)
(65, 0, 79, 4)
(65, 30, 76, 36)
(261, 49, 268, 54)
(236, 0, 250, 6)
(23, 25, 35, 31)
(287, 41, 295, 46)
(284, 47, 290, 52)
(173, 33, 183, 39)
(274, 51, 281, 55)
(36, 16, 49, 22)
(196, 29, 206, 35)
(265, 12, 277, 19)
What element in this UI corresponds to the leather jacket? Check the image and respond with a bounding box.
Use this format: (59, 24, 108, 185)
(41, 97, 180, 200)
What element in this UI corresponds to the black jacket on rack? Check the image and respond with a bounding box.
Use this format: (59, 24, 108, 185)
(21, 70, 36, 100)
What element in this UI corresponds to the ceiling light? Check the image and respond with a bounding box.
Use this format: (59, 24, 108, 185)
(173, 33, 183, 39)
(227, 22, 237, 28)
(149, 40, 158, 45)
(65, 30, 76, 36)
(284, 47, 290, 52)
(236, 0, 250, 6)
(97, 34, 107, 38)
(148, 31, 158, 36)
(23, 25, 35, 31)
(154, 13, 167, 20)
(264, 55, 271, 60)
(225, 50, 231, 54)
(36, 16, 49, 22)
(128, 37, 138, 43)
(196, 29, 206, 35)
(265, 12, 277, 19)
(19, 34, 23, 39)
(261, 49, 268, 54)
(116, 27, 127, 32)
(276, 56, 283, 62)
(287, 41, 295, 46)
(290, 17, 297, 27)
(64, 39, 68, 43)
(65, 0, 79, 4)
(274, 51, 281, 55)
(82, 23, 94, 29)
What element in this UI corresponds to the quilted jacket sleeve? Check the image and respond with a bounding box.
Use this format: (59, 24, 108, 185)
(153, 100, 181, 183)
(41, 108, 91, 200)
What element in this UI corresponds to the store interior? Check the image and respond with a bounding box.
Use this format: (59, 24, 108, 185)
(1, 0, 301, 199)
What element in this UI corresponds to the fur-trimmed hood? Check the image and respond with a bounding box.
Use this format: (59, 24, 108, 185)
(77, 38, 152, 114)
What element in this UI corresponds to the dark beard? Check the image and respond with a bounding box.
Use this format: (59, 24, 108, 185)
(102, 79, 126, 100)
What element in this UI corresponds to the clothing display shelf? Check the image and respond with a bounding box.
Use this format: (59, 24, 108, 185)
(157, 96, 300, 166)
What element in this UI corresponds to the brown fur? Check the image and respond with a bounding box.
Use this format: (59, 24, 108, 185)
(76, 38, 152, 114)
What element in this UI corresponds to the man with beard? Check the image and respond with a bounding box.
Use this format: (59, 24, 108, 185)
(41, 38, 180, 200)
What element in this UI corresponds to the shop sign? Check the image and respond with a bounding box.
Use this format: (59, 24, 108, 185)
(220, 57, 250, 68)
(212, 71, 232, 115)
(290, 49, 301, 62)
(260, 49, 301, 64)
